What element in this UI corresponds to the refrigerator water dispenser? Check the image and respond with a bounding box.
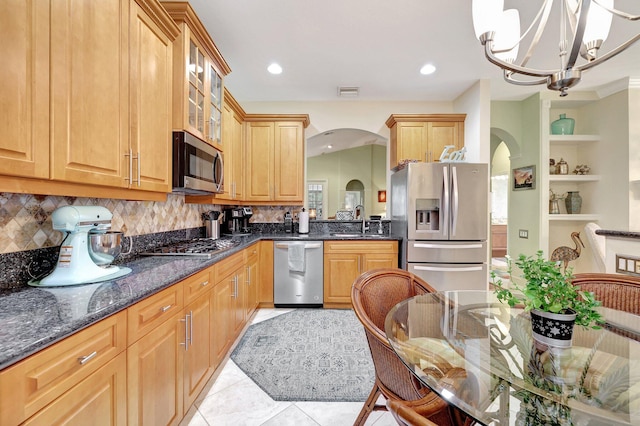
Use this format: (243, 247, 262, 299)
(415, 199, 439, 231)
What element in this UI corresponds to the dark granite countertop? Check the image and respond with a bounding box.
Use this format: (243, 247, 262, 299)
(595, 229, 640, 240)
(0, 232, 398, 370)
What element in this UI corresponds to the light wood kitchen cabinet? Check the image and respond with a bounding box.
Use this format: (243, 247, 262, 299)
(129, 0, 176, 192)
(212, 250, 244, 367)
(181, 268, 215, 409)
(244, 244, 260, 318)
(323, 240, 399, 307)
(50, 0, 177, 192)
(127, 281, 185, 425)
(245, 116, 310, 203)
(0, 0, 177, 200)
(0, 310, 127, 426)
(127, 282, 184, 345)
(211, 273, 233, 369)
(127, 309, 185, 426)
(162, 1, 231, 150)
(49, 0, 129, 188)
(22, 352, 127, 426)
(183, 288, 214, 410)
(0, 0, 49, 179)
(258, 240, 275, 307)
(386, 114, 466, 168)
(217, 89, 246, 201)
(2, 243, 273, 426)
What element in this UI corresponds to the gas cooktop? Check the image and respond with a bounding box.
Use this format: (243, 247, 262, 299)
(141, 238, 240, 258)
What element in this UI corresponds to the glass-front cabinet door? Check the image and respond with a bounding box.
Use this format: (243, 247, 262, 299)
(188, 39, 206, 136)
(207, 63, 223, 149)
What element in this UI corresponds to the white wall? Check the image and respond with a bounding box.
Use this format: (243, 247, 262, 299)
(629, 84, 640, 231)
(454, 79, 491, 163)
(490, 96, 541, 257)
(242, 100, 455, 138)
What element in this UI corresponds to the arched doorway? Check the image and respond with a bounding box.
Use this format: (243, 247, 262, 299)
(490, 127, 520, 268)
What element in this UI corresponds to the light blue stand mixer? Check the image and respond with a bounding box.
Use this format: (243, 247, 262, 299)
(29, 206, 132, 287)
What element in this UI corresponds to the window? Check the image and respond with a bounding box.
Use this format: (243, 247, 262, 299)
(307, 180, 327, 219)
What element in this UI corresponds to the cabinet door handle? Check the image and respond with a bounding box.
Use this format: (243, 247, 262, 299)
(230, 276, 236, 298)
(136, 152, 141, 186)
(125, 149, 133, 185)
(180, 313, 191, 350)
(201, 280, 209, 287)
(160, 304, 172, 313)
(78, 351, 98, 365)
(189, 310, 194, 346)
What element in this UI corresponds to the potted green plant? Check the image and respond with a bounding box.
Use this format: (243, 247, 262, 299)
(492, 251, 603, 348)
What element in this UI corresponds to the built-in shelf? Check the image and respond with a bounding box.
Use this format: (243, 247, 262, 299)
(548, 214, 600, 221)
(549, 174, 601, 182)
(549, 134, 600, 143)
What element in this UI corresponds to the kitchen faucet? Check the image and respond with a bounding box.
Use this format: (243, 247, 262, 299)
(353, 205, 369, 234)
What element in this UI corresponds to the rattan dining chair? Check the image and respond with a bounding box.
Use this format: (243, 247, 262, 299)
(572, 273, 640, 315)
(387, 399, 438, 426)
(351, 268, 455, 426)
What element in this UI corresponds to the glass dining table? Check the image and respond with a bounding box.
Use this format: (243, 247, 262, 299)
(384, 291, 640, 425)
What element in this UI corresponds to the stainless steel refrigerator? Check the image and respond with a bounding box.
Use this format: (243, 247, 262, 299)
(390, 162, 489, 291)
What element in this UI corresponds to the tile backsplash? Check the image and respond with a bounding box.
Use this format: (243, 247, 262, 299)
(0, 192, 299, 255)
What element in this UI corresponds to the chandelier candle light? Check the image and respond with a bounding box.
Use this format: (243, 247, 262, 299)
(472, 0, 640, 96)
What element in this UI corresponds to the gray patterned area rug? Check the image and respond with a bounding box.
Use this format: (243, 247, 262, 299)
(231, 309, 375, 402)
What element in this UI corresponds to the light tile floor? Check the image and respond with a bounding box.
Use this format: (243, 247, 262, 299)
(180, 308, 396, 426)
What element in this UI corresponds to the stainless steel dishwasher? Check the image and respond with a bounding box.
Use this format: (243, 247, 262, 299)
(274, 241, 323, 307)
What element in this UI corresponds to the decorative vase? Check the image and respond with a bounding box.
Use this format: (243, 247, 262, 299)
(550, 113, 575, 135)
(555, 158, 569, 175)
(549, 199, 560, 214)
(565, 191, 582, 214)
(530, 309, 576, 349)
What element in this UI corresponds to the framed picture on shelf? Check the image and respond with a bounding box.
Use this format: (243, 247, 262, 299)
(513, 165, 536, 191)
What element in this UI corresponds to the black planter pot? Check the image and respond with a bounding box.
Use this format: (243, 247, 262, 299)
(530, 308, 576, 349)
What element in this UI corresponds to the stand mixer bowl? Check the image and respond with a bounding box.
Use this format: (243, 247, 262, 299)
(88, 231, 124, 266)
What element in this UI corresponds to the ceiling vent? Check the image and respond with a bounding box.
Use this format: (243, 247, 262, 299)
(337, 86, 359, 97)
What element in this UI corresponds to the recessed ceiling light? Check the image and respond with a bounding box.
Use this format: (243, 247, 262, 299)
(420, 64, 436, 75)
(267, 63, 283, 74)
(327, 144, 333, 149)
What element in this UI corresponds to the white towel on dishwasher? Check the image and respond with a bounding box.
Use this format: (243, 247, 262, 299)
(288, 243, 306, 272)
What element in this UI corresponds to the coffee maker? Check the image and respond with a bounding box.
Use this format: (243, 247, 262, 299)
(223, 207, 253, 235)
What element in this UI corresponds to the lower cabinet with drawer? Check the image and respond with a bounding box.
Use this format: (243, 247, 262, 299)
(0, 310, 127, 426)
(127, 266, 217, 426)
(1, 243, 262, 426)
(323, 240, 399, 308)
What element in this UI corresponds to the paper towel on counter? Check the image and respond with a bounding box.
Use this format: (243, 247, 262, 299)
(299, 210, 309, 234)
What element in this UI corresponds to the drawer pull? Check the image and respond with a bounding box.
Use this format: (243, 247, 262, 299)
(78, 351, 98, 365)
(200, 280, 209, 287)
(160, 304, 172, 313)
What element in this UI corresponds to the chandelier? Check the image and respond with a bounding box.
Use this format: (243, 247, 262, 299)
(472, 0, 640, 96)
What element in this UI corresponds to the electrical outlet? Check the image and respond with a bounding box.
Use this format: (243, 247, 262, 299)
(518, 229, 528, 239)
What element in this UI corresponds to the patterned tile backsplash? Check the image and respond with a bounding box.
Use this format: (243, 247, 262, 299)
(0, 192, 300, 254)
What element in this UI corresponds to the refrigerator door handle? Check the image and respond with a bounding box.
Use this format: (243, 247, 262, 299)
(451, 166, 459, 237)
(442, 165, 449, 238)
(412, 243, 484, 249)
(413, 265, 484, 272)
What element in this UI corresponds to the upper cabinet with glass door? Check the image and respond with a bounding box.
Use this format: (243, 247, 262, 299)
(207, 61, 223, 147)
(162, 1, 231, 150)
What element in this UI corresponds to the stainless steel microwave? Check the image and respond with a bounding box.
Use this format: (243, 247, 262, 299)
(172, 131, 223, 194)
